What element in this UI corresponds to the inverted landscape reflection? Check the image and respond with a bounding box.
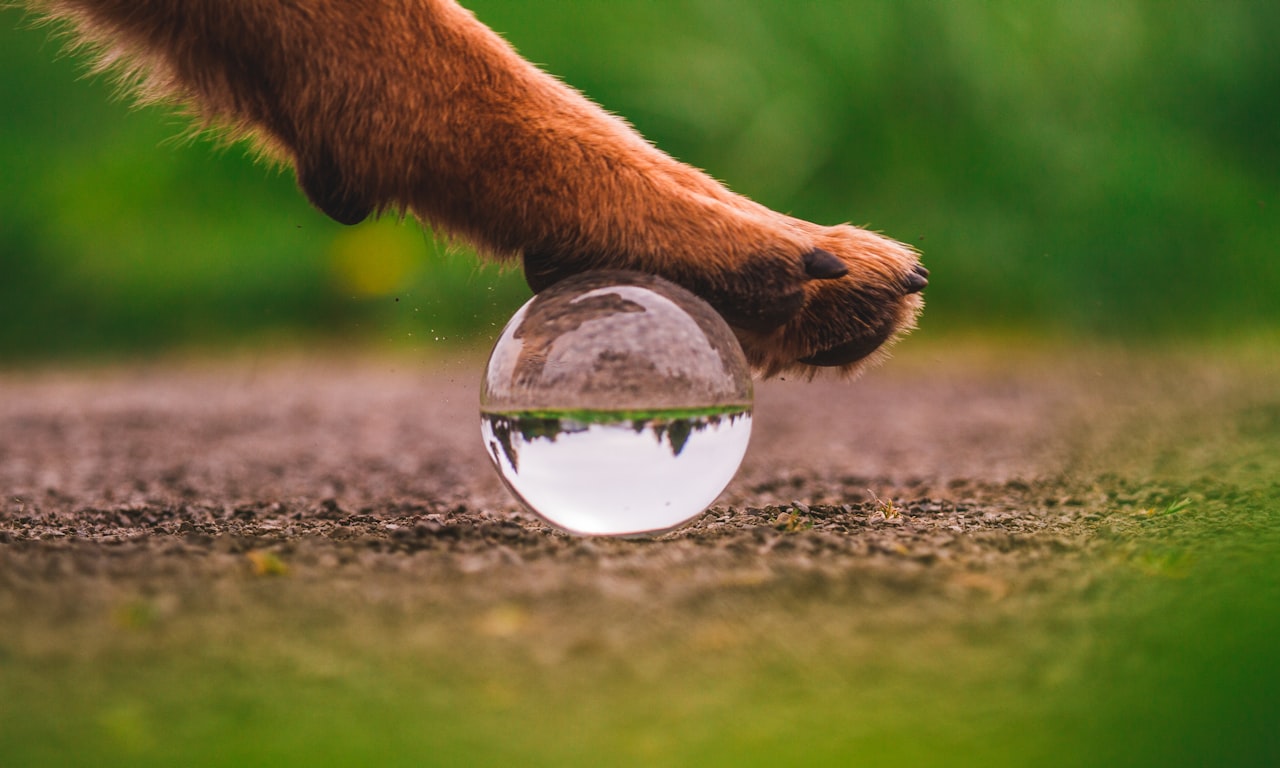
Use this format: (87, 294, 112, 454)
(481, 410, 752, 536)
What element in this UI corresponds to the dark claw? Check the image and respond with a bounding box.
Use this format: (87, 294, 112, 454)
(802, 249, 849, 280)
(902, 267, 928, 294)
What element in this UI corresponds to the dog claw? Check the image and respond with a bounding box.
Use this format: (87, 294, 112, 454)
(802, 249, 849, 280)
(902, 267, 928, 294)
(296, 145, 372, 226)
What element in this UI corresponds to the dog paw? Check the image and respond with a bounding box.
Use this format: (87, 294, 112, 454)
(665, 245, 855, 336)
(734, 224, 926, 377)
(523, 219, 923, 377)
(520, 196, 843, 339)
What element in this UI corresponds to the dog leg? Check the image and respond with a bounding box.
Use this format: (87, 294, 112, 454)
(26, 0, 925, 375)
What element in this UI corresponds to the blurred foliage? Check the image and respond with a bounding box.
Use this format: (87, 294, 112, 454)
(2, 0, 1277, 360)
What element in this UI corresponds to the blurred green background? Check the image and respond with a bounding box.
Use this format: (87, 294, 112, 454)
(2, 0, 1277, 361)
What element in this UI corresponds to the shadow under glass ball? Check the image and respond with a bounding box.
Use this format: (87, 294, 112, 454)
(481, 271, 753, 536)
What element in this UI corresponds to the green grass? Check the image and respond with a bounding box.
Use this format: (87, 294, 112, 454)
(2, 477, 1277, 767)
(480, 405, 753, 422)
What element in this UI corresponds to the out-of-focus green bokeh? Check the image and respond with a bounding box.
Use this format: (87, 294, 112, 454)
(2, 0, 1277, 360)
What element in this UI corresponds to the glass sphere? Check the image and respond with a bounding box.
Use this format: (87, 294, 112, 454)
(481, 270, 753, 536)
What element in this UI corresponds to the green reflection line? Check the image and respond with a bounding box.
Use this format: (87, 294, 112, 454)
(480, 405, 752, 424)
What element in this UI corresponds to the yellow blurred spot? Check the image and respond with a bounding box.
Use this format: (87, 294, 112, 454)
(246, 549, 288, 576)
(328, 220, 423, 296)
(475, 604, 529, 638)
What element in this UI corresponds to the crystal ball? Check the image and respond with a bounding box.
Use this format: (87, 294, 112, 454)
(480, 270, 753, 536)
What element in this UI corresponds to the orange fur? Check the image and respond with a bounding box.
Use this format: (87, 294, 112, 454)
(22, 0, 925, 375)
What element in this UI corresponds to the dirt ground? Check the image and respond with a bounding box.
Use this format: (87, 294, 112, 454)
(2, 341, 1273, 610)
(2, 341, 1279, 766)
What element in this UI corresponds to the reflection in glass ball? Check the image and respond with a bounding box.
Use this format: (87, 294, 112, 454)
(481, 271, 753, 536)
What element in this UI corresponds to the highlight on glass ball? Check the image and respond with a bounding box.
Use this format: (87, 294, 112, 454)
(480, 270, 753, 537)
